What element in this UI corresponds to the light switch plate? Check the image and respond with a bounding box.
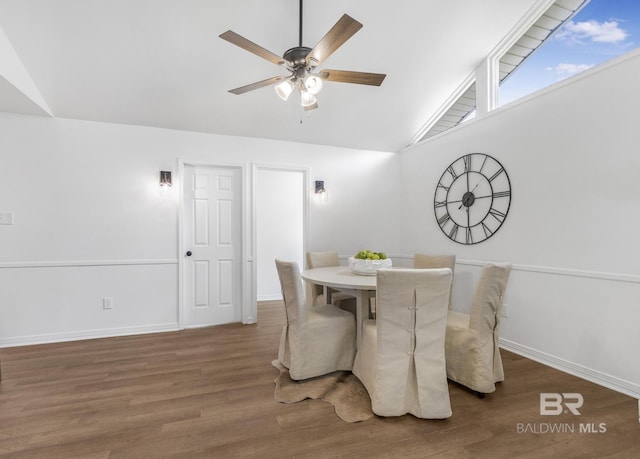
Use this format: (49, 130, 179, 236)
(0, 212, 13, 225)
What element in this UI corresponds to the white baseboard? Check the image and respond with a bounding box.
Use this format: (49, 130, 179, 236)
(500, 338, 640, 399)
(0, 323, 180, 348)
(258, 293, 283, 302)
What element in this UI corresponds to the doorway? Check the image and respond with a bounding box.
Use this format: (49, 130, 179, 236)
(256, 167, 307, 301)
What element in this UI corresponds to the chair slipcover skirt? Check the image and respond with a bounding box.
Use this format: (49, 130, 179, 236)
(276, 259, 356, 380)
(444, 263, 512, 394)
(353, 268, 453, 418)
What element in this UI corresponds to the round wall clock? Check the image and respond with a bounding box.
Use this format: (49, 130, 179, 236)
(434, 153, 511, 245)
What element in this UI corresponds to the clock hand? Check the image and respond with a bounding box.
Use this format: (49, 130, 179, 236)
(473, 194, 496, 199)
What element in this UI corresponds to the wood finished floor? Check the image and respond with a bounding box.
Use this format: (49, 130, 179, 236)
(0, 301, 638, 458)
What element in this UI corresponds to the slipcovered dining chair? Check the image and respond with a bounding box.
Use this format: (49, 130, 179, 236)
(414, 253, 456, 310)
(352, 268, 453, 418)
(275, 259, 356, 380)
(306, 251, 356, 312)
(445, 263, 512, 395)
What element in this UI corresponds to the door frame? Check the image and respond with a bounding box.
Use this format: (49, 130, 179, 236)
(178, 159, 255, 329)
(252, 163, 310, 301)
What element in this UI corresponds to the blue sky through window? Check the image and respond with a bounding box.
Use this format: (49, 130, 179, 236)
(499, 0, 640, 105)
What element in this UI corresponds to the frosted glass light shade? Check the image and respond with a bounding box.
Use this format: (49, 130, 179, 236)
(304, 75, 323, 95)
(275, 80, 294, 101)
(300, 90, 317, 107)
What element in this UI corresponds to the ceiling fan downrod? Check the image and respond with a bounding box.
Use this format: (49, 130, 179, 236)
(299, 0, 303, 48)
(283, 0, 312, 69)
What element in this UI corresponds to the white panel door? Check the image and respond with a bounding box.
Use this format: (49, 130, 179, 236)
(183, 165, 242, 327)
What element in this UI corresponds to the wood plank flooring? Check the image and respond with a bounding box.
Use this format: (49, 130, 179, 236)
(0, 301, 638, 458)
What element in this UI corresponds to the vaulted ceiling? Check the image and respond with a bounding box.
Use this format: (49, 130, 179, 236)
(0, 0, 544, 152)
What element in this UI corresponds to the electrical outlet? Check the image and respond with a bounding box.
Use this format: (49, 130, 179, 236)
(501, 303, 509, 318)
(103, 297, 113, 310)
(0, 212, 14, 225)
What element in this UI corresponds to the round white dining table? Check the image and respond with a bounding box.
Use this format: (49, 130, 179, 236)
(301, 266, 377, 348)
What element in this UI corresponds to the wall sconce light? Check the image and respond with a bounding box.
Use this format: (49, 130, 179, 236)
(160, 171, 172, 187)
(314, 180, 328, 203)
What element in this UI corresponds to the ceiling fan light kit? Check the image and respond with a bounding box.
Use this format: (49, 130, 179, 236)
(300, 90, 317, 108)
(275, 80, 294, 101)
(303, 74, 323, 95)
(219, 0, 386, 112)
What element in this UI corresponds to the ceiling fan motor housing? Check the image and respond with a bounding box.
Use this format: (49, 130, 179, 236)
(283, 46, 313, 67)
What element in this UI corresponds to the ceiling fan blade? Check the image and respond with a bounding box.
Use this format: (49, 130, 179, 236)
(220, 30, 290, 67)
(306, 14, 363, 66)
(320, 69, 386, 86)
(228, 76, 289, 95)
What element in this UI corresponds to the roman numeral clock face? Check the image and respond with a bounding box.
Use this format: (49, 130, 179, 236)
(434, 153, 511, 245)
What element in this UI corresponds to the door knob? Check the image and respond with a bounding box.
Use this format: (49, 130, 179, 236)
(186, 251, 192, 257)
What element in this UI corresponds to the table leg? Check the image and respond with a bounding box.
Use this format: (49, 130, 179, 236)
(324, 286, 332, 304)
(354, 289, 374, 349)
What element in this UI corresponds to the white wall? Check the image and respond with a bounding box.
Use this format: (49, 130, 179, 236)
(398, 49, 640, 397)
(0, 114, 400, 346)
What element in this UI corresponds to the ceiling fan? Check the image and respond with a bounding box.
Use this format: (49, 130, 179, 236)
(219, 0, 386, 111)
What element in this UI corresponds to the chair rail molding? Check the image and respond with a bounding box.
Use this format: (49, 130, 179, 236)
(0, 258, 178, 269)
(456, 259, 640, 284)
(357, 254, 640, 285)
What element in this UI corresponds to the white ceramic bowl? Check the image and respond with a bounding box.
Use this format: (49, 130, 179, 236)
(348, 256, 392, 275)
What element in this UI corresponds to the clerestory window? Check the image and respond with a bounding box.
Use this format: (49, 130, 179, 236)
(500, 0, 640, 106)
(414, 0, 640, 144)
